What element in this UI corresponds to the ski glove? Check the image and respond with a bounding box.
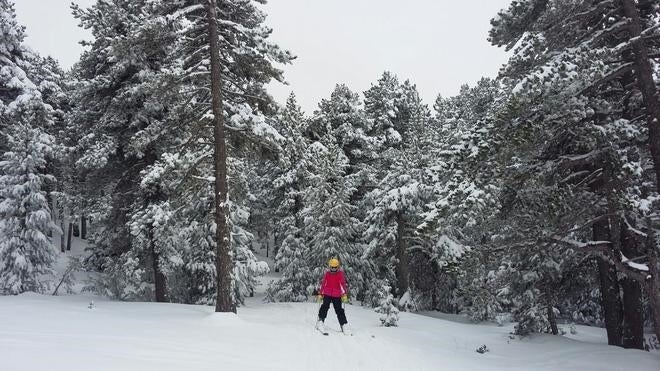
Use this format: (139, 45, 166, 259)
(341, 294, 348, 303)
(316, 295, 323, 303)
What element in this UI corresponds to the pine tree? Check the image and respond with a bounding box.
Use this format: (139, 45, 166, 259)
(0, 0, 35, 114)
(227, 157, 269, 305)
(267, 93, 314, 301)
(159, 0, 292, 309)
(363, 72, 407, 151)
(0, 0, 65, 296)
(362, 162, 428, 309)
(362, 73, 434, 309)
(27, 54, 73, 253)
(0, 0, 42, 159)
(70, 0, 292, 306)
(374, 281, 399, 327)
(484, 0, 660, 342)
(0, 100, 57, 294)
(272, 93, 308, 246)
(301, 138, 368, 299)
(70, 0, 185, 302)
(418, 78, 507, 317)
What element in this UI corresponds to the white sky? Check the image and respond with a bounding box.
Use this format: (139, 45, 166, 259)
(13, 0, 512, 113)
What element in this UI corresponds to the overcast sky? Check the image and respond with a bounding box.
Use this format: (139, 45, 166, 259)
(13, 0, 512, 113)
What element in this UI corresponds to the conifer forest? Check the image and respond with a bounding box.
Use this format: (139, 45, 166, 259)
(2, 0, 660, 363)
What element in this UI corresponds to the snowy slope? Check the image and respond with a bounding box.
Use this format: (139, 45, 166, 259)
(0, 289, 659, 370)
(0, 242, 658, 371)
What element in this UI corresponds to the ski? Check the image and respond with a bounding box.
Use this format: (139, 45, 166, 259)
(315, 321, 329, 336)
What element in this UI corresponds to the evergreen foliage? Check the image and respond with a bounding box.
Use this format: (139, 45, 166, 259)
(2, 0, 660, 345)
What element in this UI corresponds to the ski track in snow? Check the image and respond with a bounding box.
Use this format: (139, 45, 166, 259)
(0, 244, 658, 370)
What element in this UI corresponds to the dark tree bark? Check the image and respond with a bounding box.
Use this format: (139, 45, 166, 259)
(620, 0, 660, 344)
(621, 0, 660, 188)
(620, 222, 644, 349)
(142, 149, 168, 303)
(645, 226, 660, 344)
(593, 218, 623, 346)
(273, 231, 281, 260)
(395, 212, 409, 298)
(66, 222, 73, 251)
(46, 188, 53, 238)
(546, 288, 559, 335)
(206, 0, 234, 313)
(59, 214, 66, 253)
(81, 216, 87, 240)
(150, 226, 168, 303)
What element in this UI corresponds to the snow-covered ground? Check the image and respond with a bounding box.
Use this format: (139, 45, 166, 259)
(0, 242, 658, 371)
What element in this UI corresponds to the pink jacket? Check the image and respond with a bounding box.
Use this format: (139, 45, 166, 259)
(319, 270, 348, 298)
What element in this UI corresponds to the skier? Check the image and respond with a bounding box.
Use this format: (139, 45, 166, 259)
(315, 258, 351, 335)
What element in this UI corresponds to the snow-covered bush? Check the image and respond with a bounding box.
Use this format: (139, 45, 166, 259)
(374, 282, 399, 327)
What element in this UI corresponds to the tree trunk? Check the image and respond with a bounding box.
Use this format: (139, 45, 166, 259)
(546, 288, 559, 335)
(645, 226, 660, 343)
(620, 279, 644, 348)
(621, 0, 660, 189)
(593, 219, 623, 346)
(620, 222, 644, 349)
(150, 226, 168, 303)
(620, 0, 660, 344)
(81, 216, 87, 240)
(59, 212, 65, 253)
(46, 189, 53, 238)
(273, 231, 281, 260)
(66, 222, 73, 251)
(395, 212, 409, 299)
(206, 0, 234, 313)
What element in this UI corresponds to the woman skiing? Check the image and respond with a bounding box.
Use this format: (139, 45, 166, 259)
(316, 258, 351, 335)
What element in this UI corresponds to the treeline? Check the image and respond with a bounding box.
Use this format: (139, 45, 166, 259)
(0, 0, 292, 307)
(264, 0, 660, 348)
(1, 0, 659, 349)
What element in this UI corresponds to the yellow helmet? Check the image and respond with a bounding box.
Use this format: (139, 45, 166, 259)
(328, 258, 340, 268)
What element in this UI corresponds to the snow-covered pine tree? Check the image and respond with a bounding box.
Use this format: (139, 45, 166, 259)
(26, 54, 73, 253)
(0, 0, 66, 295)
(70, 0, 185, 302)
(301, 138, 368, 299)
(0, 100, 58, 294)
(0, 0, 41, 157)
(144, 0, 292, 306)
(156, 152, 218, 305)
(483, 0, 660, 344)
(363, 72, 407, 152)
(308, 85, 369, 164)
(0, 0, 35, 114)
(226, 157, 269, 305)
(267, 93, 315, 302)
(374, 281, 399, 327)
(271, 93, 308, 250)
(25, 55, 68, 134)
(418, 79, 506, 317)
(361, 74, 433, 310)
(362, 161, 429, 310)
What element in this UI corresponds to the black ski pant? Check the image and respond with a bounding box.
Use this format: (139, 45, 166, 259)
(318, 295, 347, 325)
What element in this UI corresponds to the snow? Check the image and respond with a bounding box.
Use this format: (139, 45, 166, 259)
(436, 234, 468, 264)
(620, 253, 649, 272)
(0, 243, 658, 371)
(1, 291, 658, 371)
(0, 250, 660, 371)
